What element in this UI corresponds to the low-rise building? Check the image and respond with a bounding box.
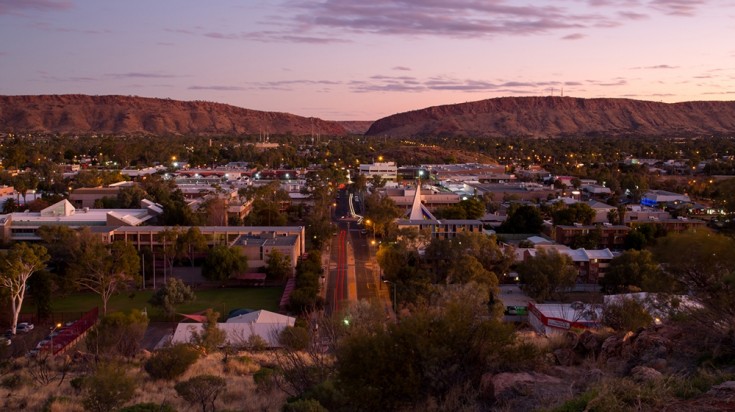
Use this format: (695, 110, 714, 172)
(554, 224, 629, 249)
(359, 162, 398, 181)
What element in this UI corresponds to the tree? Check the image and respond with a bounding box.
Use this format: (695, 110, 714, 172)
(653, 231, 735, 336)
(552, 202, 595, 226)
(28, 269, 54, 320)
(191, 309, 226, 353)
(82, 363, 137, 412)
(75, 236, 140, 315)
(498, 204, 543, 233)
(202, 245, 248, 283)
(600, 250, 663, 294)
(517, 249, 578, 302)
(265, 249, 292, 281)
(177, 227, 208, 266)
(0, 243, 49, 334)
(86, 310, 149, 358)
(175, 374, 227, 412)
(335, 286, 516, 411)
(149, 278, 196, 319)
(117, 185, 148, 208)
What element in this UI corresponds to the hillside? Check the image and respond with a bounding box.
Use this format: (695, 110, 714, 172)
(0, 95, 348, 136)
(337, 120, 374, 135)
(365, 96, 735, 138)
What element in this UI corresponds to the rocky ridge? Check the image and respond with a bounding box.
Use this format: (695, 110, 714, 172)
(366, 96, 735, 138)
(0, 95, 348, 136)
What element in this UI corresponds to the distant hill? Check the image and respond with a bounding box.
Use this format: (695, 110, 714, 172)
(0, 95, 348, 136)
(365, 96, 735, 138)
(337, 120, 374, 135)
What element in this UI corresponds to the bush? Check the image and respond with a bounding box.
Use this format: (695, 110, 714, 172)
(0, 374, 22, 389)
(175, 375, 227, 412)
(253, 367, 275, 390)
(83, 363, 137, 412)
(282, 399, 328, 412)
(279, 326, 310, 351)
(119, 403, 176, 412)
(603, 299, 653, 332)
(245, 334, 268, 352)
(144, 344, 200, 380)
(70, 376, 87, 394)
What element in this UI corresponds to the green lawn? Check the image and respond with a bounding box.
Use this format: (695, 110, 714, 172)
(23, 287, 284, 320)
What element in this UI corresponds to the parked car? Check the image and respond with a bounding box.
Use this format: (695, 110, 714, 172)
(17, 322, 34, 333)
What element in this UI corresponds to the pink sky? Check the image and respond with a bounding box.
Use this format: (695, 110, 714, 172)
(0, 0, 734, 120)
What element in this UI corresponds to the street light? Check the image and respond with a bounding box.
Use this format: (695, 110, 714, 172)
(382, 279, 397, 314)
(49, 322, 62, 356)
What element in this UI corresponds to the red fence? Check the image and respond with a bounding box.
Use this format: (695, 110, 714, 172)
(36, 307, 99, 356)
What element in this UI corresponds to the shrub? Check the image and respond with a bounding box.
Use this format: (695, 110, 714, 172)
(175, 374, 227, 412)
(603, 298, 653, 332)
(279, 326, 310, 351)
(245, 334, 268, 352)
(82, 363, 137, 412)
(70, 376, 87, 394)
(0, 374, 22, 389)
(118, 403, 176, 412)
(253, 367, 275, 390)
(144, 343, 200, 380)
(282, 399, 328, 412)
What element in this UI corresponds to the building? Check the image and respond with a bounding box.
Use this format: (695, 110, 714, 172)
(553, 224, 630, 249)
(528, 302, 602, 336)
(468, 182, 558, 202)
(641, 190, 690, 207)
(359, 162, 398, 181)
(0, 199, 162, 242)
(99, 225, 306, 255)
(171, 310, 295, 348)
(232, 233, 300, 271)
(627, 217, 706, 233)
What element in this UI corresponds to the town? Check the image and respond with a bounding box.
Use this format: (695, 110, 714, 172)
(0, 132, 733, 410)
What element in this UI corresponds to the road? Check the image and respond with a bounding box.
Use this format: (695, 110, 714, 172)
(325, 190, 391, 315)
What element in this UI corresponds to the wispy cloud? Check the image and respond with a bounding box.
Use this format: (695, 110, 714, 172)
(631, 64, 679, 69)
(106, 72, 182, 79)
(167, 27, 348, 44)
(188, 85, 247, 91)
(618, 11, 649, 20)
(30, 21, 111, 34)
(392, 66, 412, 71)
(562, 33, 586, 40)
(649, 0, 707, 16)
(0, 0, 72, 16)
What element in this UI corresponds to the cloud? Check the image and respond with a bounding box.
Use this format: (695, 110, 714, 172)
(188, 85, 247, 91)
(168, 27, 348, 44)
(30, 21, 111, 34)
(631, 64, 679, 69)
(618, 11, 649, 20)
(562, 33, 586, 40)
(0, 0, 72, 15)
(106, 72, 182, 79)
(649, 0, 707, 16)
(392, 66, 412, 71)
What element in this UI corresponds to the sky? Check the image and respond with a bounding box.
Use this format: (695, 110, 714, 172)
(0, 0, 734, 120)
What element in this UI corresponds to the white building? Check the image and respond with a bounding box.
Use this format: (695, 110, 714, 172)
(359, 162, 398, 181)
(170, 310, 296, 348)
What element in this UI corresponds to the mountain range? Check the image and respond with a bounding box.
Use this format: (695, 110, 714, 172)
(2, 94, 735, 138)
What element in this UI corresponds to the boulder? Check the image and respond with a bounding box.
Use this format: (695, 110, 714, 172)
(554, 348, 577, 366)
(478, 373, 495, 403)
(631, 365, 663, 382)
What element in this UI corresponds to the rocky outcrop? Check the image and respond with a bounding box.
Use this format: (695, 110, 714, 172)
(0, 95, 348, 136)
(365, 96, 735, 138)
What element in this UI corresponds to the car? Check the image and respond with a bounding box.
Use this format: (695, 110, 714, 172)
(16, 322, 34, 333)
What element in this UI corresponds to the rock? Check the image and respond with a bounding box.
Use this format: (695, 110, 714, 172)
(601, 335, 621, 359)
(478, 373, 495, 403)
(707, 381, 735, 396)
(631, 365, 663, 382)
(646, 358, 668, 372)
(492, 372, 563, 403)
(554, 348, 577, 366)
(577, 330, 600, 353)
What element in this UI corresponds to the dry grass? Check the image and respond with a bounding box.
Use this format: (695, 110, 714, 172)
(0, 350, 289, 412)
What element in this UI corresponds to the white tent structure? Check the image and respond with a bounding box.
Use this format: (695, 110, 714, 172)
(170, 310, 296, 348)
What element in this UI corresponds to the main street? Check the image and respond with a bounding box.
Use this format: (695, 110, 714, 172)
(324, 190, 391, 316)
